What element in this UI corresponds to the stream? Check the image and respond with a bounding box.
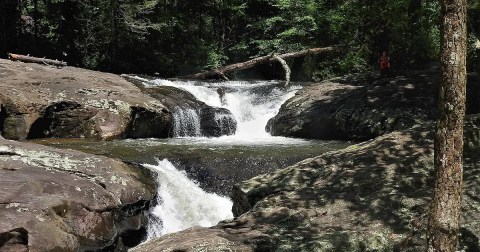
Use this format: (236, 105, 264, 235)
(35, 79, 351, 240)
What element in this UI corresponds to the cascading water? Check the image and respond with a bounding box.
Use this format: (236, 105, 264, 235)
(36, 77, 351, 246)
(172, 108, 201, 137)
(136, 78, 305, 241)
(144, 160, 233, 238)
(147, 79, 301, 140)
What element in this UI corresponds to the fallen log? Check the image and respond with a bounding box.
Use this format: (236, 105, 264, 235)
(179, 46, 338, 82)
(8, 53, 67, 67)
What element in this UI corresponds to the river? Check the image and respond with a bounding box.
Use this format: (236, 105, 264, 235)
(35, 79, 351, 240)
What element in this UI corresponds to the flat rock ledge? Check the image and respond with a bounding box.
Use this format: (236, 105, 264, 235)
(0, 59, 172, 140)
(131, 114, 480, 252)
(0, 139, 157, 251)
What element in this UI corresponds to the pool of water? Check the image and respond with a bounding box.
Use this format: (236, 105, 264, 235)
(34, 137, 351, 195)
(33, 78, 353, 238)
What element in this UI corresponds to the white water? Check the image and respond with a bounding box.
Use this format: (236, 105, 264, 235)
(132, 78, 307, 241)
(172, 108, 201, 137)
(146, 79, 301, 140)
(144, 159, 233, 238)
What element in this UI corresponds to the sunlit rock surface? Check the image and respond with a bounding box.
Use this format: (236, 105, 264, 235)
(0, 59, 172, 140)
(0, 139, 156, 251)
(132, 115, 480, 251)
(267, 68, 444, 140)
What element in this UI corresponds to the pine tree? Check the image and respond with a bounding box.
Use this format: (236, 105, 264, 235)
(427, 0, 467, 251)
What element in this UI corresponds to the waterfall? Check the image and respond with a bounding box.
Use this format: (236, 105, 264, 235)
(132, 78, 304, 241)
(172, 108, 201, 137)
(144, 159, 233, 239)
(149, 79, 301, 139)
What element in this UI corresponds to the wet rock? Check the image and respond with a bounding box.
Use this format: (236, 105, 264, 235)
(139, 85, 237, 137)
(125, 106, 172, 139)
(0, 139, 156, 251)
(0, 59, 172, 140)
(27, 101, 96, 138)
(200, 107, 236, 137)
(134, 115, 480, 251)
(0, 228, 28, 252)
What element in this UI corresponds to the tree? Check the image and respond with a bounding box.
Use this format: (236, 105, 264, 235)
(427, 0, 467, 251)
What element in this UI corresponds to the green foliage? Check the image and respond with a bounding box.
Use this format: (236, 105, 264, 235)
(5, 0, 476, 79)
(205, 46, 229, 70)
(235, 0, 318, 57)
(339, 51, 370, 73)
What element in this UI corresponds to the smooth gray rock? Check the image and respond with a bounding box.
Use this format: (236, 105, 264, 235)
(267, 70, 441, 140)
(131, 115, 480, 252)
(0, 139, 156, 251)
(0, 59, 172, 140)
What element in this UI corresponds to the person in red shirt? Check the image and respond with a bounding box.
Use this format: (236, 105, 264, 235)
(378, 51, 390, 77)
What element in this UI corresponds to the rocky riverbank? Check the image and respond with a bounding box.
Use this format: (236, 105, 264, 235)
(132, 114, 480, 251)
(0, 59, 170, 140)
(267, 65, 480, 140)
(0, 59, 236, 140)
(1, 59, 479, 251)
(0, 59, 238, 251)
(0, 138, 157, 251)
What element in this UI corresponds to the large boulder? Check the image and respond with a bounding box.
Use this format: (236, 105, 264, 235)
(0, 138, 157, 251)
(131, 115, 480, 251)
(267, 68, 443, 140)
(268, 68, 480, 141)
(137, 85, 236, 137)
(0, 59, 172, 140)
(200, 106, 237, 137)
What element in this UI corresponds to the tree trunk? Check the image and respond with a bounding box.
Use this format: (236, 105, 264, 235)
(407, 0, 422, 59)
(109, 0, 118, 69)
(179, 46, 337, 80)
(0, 0, 5, 56)
(427, 0, 467, 251)
(59, 0, 79, 65)
(408, 0, 422, 35)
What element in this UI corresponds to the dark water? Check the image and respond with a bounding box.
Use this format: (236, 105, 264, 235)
(34, 137, 351, 195)
(30, 79, 355, 239)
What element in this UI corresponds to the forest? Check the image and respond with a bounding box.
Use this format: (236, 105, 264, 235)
(1, 0, 479, 79)
(1, 0, 480, 251)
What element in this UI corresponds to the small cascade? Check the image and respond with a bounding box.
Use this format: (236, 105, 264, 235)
(146, 79, 301, 140)
(143, 160, 233, 239)
(172, 108, 201, 137)
(134, 78, 304, 241)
